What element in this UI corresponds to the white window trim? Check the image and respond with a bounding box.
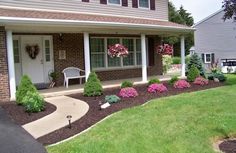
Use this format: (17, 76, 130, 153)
(107, 0, 121, 6)
(90, 37, 143, 71)
(138, 0, 150, 9)
(204, 53, 212, 64)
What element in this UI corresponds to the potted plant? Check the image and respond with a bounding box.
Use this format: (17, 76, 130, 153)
(49, 71, 59, 88)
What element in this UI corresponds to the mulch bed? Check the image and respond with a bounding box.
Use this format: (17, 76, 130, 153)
(37, 81, 224, 145)
(0, 101, 57, 125)
(219, 139, 236, 153)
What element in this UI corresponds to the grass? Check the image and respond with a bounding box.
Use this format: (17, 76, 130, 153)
(47, 75, 236, 153)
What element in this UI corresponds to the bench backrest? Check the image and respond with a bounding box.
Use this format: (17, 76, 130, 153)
(62, 67, 83, 78)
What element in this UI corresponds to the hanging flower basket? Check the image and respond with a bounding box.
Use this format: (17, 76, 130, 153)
(108, 44, 129, 58)
(156, 44, 173, 55)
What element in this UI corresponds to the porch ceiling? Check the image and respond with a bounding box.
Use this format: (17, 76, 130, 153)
(0, 8, 195, 36)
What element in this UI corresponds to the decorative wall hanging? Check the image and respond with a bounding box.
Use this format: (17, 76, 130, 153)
(156, 44, 173, 55)
(59, 50, 66, 60)
(25, 44, 40, 59)
(108, 44, 129, 58)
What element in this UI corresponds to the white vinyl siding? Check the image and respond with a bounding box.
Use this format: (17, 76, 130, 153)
(0, 0, 168, 21)
(90, 37, 142, 70)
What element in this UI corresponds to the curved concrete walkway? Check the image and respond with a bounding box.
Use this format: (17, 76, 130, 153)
(23, 96, 89, 139)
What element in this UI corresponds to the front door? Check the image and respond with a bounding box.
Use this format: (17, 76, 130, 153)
(21, 36, 44, 84)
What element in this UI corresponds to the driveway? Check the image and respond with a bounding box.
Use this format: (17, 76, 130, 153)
(0, 107, 47, 153)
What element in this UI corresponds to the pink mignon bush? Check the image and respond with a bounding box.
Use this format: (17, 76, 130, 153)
(148, 83, 168, 93)
(174, 80, 191, 89)
(119, 87, 138, 98)
(194, 76, 209, 86)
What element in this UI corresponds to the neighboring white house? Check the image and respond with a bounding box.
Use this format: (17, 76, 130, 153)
(193, 9, 236, 73)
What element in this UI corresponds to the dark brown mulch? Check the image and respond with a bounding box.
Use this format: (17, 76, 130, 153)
(0, 102, 57, 125)
(38, 81, 224, 145)
(219, 139, 236, 153)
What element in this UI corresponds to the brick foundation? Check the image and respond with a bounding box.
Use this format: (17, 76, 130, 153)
(0, 27, 10, 102)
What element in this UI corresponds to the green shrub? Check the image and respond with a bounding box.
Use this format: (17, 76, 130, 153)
(187, 65, 200, 82)
(172, 57, 181, 64)
(105, 95, 121, 104)
(168, 76, 179, 85)
(22, 91, 45, 113)
(185, 55, 191, 65)
(148, 78, 160, 85)
(121, 81, 133, 89)
(214, 73, 227, 82)
(163, 55, 172, 74)
(187, 53, 205, 77)
(16, 75, 37, 105)
(83, 72, 103, 97)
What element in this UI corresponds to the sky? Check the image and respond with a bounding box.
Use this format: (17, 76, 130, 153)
(170, 0, 223, 23)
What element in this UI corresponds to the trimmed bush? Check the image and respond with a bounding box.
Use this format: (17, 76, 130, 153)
(148, 78, 160, 86)
(147, 83, 168, 93)
(168, 76, 179, 85)
(174, 80, 191, 89)
(187, 53, 205, 77)
(172, 57, 181, 64)
(121, 81, 133, 89)
(16, 75, 37, 105)
(83, 72, 103, 97)
(194, 76, 209, 86)
(22, 91, 45, 113)
(119, 87, 138, 98)
(187, 65, 200, 82)
(105, 95, 121, 104)
(214, 73, 227, 82)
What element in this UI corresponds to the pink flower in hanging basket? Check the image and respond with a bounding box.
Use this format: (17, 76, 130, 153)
(108, 44, 129, 58)
(156, 44, 173, 55)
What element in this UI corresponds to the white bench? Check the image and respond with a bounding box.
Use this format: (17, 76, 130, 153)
(62, 67, 86, 88)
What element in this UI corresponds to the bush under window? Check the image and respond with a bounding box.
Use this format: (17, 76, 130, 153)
(83, 72, 103, 97)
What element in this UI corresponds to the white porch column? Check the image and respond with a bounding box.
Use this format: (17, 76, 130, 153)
(141, 34, 147, 82)
(181, 36, 186, 77)
(6, 30, 16, 101)
(83, 32, 91, 81)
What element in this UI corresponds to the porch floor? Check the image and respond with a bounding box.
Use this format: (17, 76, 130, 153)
(39, 75, 180, 98)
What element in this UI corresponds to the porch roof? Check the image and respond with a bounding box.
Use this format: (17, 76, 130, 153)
(0, 8, 194, 33)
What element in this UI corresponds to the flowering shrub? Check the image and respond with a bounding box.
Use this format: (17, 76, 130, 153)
(119, 87, 138, 98)
(194, 77, 209, 86)
(147, 83, 168, 93)
(174, 80, 191, 89)
(156, 44, 173, 55)
(108, 44, 129, 58)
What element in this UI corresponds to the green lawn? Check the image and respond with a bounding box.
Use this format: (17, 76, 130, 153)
(48, 77, 236, 153)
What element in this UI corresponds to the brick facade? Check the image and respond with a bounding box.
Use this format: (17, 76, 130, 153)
(0, 26, 10, 102)
(52, 33, 162, 84)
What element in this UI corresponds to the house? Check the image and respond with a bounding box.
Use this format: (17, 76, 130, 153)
(0, 0, 193, 102)
(194, 9, 236, 73)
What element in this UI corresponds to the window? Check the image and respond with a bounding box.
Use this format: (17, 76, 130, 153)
(90, 37, 142, 70)
(205, 53, 211, 63)
(13, 40, 20, 63)
(91, 38, 105, 68)
(139, 0, 149, 8)
(108, 0, 120, 5)
(44, 40, 51, 62)
(107, 38, 121, 67)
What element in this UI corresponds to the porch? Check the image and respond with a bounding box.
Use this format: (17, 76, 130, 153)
(39, 74, 180, 98)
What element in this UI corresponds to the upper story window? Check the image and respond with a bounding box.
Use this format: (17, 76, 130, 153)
(139, 0, 149, 8)
(108, 0, 121, 5)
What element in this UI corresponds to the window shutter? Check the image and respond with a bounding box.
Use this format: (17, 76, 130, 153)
(148, 38, 155, 66)
(201, 53, 205, 63)
(211, 53, 215, 63)
(100, 0, 107, 4)
(150, 0, 155, 10)
(82, 0, 89, 2)
(132, 0, 138, 8)
(122, 0, 128, 7)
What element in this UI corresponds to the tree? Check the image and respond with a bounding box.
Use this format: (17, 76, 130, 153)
(166, 3, 194, 56)
(222, 0, 236, 20)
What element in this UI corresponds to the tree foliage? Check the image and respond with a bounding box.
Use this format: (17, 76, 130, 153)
(165, 2, 194, 56)
(222, 0, 236, 20)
